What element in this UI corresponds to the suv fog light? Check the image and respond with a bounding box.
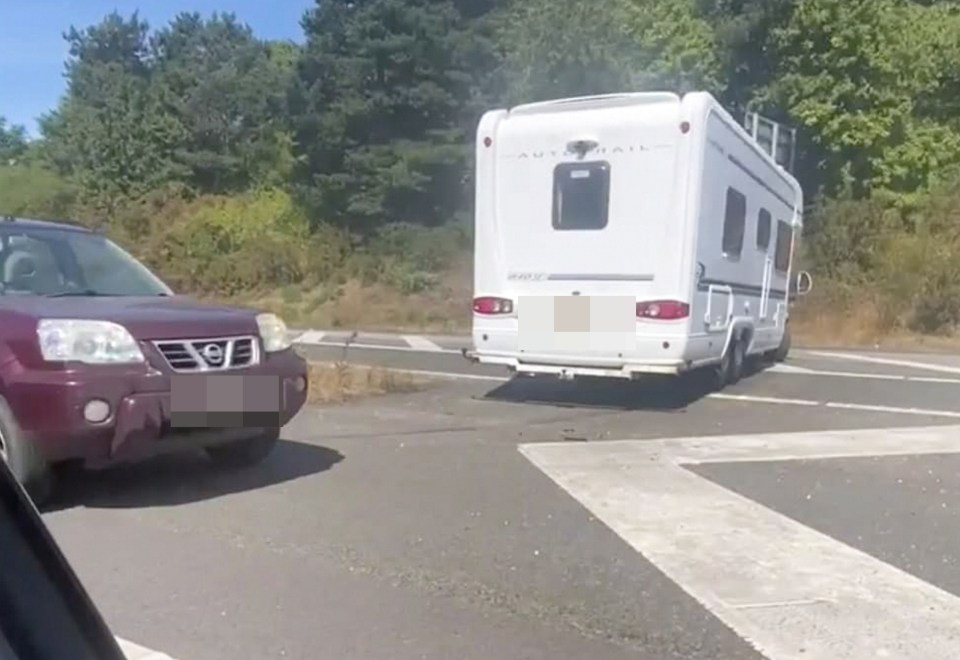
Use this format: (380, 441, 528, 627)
(83, 399, 111, 424)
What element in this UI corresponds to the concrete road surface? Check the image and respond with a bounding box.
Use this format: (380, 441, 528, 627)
(41, 331, 960, 659)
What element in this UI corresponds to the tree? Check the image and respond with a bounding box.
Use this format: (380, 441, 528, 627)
(0, 118, 28, 165)
(770, 0, 960, 200)
(290, 0, 497, 232)
(693, 0, 795, 111)
(496, 0, 722, 105)
(152, 13, 297, 193)
(41, 12, 184, 212)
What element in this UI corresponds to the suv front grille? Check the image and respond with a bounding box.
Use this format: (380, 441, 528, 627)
(153, 336, 259, 373)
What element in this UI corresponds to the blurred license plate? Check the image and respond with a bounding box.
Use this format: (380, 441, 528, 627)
(518, 296, 635, 352)
(170, 374, 280, 428)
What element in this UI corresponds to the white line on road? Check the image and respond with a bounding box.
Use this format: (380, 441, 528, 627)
(293, 340, 960, 385)
(767, 363, 816, 374)
(293, 330, 327, 344)
(116, 637, 178, 660)
(708, 392, 820, 407)
(804, 350, 960, 375)
(340, 364, 960, 419)
(403, 335, 445, 352)
(520, 425, 960, 660)
(710, 393, 960, 418)
(824, 401, 960, 419)
(385, 366, 509, 382)
(299, 340, 462, 355)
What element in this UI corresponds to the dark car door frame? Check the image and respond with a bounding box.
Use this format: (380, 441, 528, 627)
(0, 456, 126, 660)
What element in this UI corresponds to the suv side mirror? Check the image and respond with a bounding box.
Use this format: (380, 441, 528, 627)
(796, 270, 813, 297)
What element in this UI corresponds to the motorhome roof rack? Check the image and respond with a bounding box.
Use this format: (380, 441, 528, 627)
(743, 110, 797, 175)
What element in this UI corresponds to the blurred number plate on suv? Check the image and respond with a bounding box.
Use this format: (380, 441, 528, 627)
(518, 296, 636, 352)
(170, 374, 280, 428)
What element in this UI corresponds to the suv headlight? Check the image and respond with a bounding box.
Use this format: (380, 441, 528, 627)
(37, 319, 145, 364)
(256, 313, 291, 353)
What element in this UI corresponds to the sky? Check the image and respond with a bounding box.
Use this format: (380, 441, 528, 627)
(0, 0, 314, 136)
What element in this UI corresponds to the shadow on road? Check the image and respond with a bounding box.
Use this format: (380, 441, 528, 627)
(44, 439, 343, 512)
(482, 371, 718, 412)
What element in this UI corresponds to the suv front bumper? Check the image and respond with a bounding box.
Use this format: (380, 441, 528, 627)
(4, 348, 308, 468)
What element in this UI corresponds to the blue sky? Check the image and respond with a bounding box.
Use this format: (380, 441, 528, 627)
(0, 0, 314, 136)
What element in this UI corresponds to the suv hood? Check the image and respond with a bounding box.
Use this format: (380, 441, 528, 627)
(0, 295, 260, 340)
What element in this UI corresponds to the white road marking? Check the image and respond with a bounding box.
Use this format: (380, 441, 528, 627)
(824, 401, 960, 419)
(804, 350, 960, 376)
(770, 362, 960, 385)
(294, 330, 327, 344)
(767, 363, 816, 374)
(403, 335, 445, 352)
(298, 340, 462, 355)
(310, 359, 960, 418)
(384, 366, 509, 382)
(116, 637, 178, 660)
(710, 393, 960, 418)
(520, 425, 960, 660)
(291, 336, 960, 386)
(708, 393, 820, 407)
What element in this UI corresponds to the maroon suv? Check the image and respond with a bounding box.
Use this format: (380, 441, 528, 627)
(0, 217, 308, 503)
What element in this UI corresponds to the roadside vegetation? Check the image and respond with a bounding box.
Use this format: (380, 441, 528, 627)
(2, 1, 960, 343)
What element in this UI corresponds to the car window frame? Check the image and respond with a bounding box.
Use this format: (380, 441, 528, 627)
(0, 456, 126, 660)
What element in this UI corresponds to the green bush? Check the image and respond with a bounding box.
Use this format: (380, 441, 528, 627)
(0, 165, 77, 219)
(809, 176, 960, 335)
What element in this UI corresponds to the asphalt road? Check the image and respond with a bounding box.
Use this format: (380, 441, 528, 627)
(39, 332, 960, 660)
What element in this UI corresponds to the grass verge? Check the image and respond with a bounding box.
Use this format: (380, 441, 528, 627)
(306, 361, 423, 405)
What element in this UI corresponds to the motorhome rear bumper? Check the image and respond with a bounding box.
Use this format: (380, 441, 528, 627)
(464, 350, 688, 378)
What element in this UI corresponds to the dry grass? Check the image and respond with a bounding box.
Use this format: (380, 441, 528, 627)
(231, 259, 960, 353)
(792, 299, 960, 352)
(306, 361, 422, 404)
(237, 262, 473, 335)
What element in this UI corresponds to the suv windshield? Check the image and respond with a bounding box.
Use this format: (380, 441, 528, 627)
(0, 227, 172, 297)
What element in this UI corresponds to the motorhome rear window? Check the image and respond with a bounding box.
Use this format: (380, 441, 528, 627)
(552, 162, 610, 231)
(757, 209, 772, 250)
(722, 187, 747, 258)
(775, 220, 793, 272)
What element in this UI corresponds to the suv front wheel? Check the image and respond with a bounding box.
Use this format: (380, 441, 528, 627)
(0, 397, 53, 506)
(205, 429, 279, 468)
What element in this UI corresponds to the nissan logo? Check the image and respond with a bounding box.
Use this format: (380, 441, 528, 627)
(201, 343, 224, 365)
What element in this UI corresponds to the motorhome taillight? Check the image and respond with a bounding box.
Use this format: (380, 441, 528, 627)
(636, 300, 690, 320)
(483, 137, 493, 148)
(680, 121, 691, 134)
(473, 297, 513, 315)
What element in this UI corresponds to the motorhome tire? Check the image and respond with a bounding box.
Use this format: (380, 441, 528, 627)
(774, 324, 792, 363)
(713, 345, 733, 390)
(730, 339, 746, 384)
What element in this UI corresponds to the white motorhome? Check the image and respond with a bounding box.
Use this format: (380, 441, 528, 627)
(466, 91, 812, 387)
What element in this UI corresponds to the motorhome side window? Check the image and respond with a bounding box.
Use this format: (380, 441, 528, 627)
(757, 209, 771, 250)
(552, 162, 611, 231)
(722, 187, 747, 258)
(775, 220, 793, 272)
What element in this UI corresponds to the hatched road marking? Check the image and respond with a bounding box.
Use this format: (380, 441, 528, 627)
(403, 335, 445, 351)
(292, 330, 326, 344)
(520, 425, 960, 660)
